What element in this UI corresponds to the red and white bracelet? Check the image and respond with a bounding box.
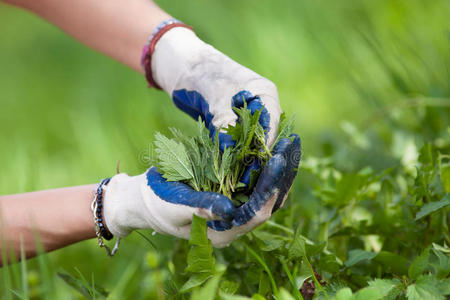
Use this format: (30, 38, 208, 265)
(141, 18, 193, 89)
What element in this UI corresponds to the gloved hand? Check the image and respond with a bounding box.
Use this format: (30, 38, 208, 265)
(151, 27, 282, 149)
(103, 135, 300, 248)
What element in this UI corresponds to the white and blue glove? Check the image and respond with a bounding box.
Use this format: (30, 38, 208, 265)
(103, 135, 300, 248)
(152, 27, 283, 185)
(103, 27, 299, 247)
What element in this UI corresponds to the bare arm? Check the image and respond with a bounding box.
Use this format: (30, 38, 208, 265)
(0, 185, 97, 264)
(0, 0, 173, 264)
(2, 0, 172, 72)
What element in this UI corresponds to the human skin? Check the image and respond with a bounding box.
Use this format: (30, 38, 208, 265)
(0, 185, 97, 264)
(0, 0, 171, 265)
(1, 0, 171, 73)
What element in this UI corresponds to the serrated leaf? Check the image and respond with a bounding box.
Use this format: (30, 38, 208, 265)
(440, 278, 450, 295)
(219, 280, 240, 295)
(154, 132, 195, 182)
(185, 216, 215, 273)
(190, 275, 221, 300)
(182, 215, 215, 293)
(415, 194, 450, 221)
(431, 248, 450, 278)
(406, 275, 445, 300)
(272, 113, 295, 149)
(408, 247, 430, 280)
(367, 279, 397, 298)
(219, 146, 233, 182)
(288, 229, 307, 260)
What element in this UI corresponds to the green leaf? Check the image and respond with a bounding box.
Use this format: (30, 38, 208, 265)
(441, 163, 450, 193)
(353, 287, 383, 300)
(272, 113, 295, 149)
(367, 279, 397, 298)
(181, 273, 213, 293)
(219, 280, 240, 295)
(276, 288, 296, 300)
(431, 247, 450, 278)
(219, 293, 252, 300)
(406, 275, 445, 300)
(345, 249, 377, 268)
(373, 251, 409, 275)
(415, 194, 450, 221)
(181, 215, 215, 292)
(57, 271, 109, 298)
(154, 132, 195, 182)
(252, 231, 285, 252)
(288, 228, 307, 260)
(408, 247, 430, 280)
(185, 216, 215, 273)
(440, 278, 450, 295)
(190, 275, 221, 300)
(335, 287, 353, 300)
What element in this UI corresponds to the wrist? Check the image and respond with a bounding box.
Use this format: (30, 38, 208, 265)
(103, 172, 152, 237)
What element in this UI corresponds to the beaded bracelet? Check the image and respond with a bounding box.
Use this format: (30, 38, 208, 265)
(141, 18, 193, 89)
(91, 177, 120, 256)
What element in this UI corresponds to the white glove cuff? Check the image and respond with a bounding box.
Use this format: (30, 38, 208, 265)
(103, 173, 149, 237)
(151, 27, 208, 93)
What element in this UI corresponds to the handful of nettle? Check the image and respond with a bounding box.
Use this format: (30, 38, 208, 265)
(153, 104, 295, 207)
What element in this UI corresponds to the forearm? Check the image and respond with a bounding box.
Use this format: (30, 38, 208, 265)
(2, 0, 171, 72)
(0, 184, 96, 264)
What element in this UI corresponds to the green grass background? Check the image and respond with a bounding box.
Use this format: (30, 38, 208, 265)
(0, 0, 449, 298)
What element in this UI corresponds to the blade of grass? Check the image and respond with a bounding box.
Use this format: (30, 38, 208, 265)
(33, 228, 56, 298)
(135, 230, 158, 251)
(1, 238, 13, 300)
(279, 257, 304, 300)
(20, 238, 28, 299)
(246, 245, 278, 295)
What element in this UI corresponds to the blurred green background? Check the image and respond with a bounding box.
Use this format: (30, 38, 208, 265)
(0, 0, 449, 298)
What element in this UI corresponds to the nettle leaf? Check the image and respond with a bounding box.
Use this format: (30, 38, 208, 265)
(415, 194, 450, 221)
(431, 247, 450, 279)
(367, 279, 399, 299)
(406, 275, 445, 300)
(154, 104, 294, 206)
(440, 278, 450, 295)
(272, 112, 295, 149)
(190, 274, 221, 300)
(219, 280, 240, 295)
(408, 247, 430, 280)
(219, 146, 233, 182)
(288, 228, 307, 260)
(181, 215, 215, 292)
(154, 132, 195, 182)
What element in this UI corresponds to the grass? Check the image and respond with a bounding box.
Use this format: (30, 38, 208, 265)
(0, 0, 449, 298)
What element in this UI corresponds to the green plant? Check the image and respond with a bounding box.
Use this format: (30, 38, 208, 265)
(154, 106, 294, 204)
